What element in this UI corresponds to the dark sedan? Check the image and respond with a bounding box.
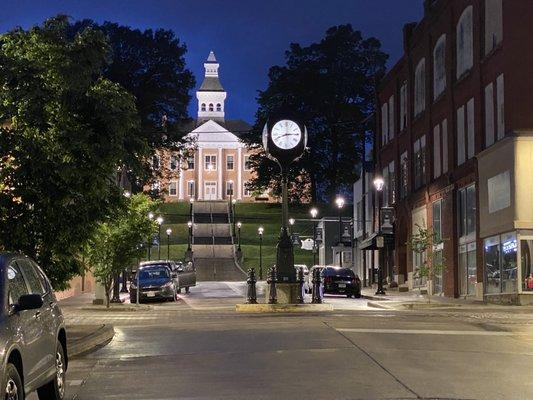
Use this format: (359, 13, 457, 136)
(321, 266, 361, 298)
(129, 264, 177, 303)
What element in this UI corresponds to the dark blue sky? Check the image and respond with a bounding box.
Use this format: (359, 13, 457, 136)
(1, 0, 423, 123)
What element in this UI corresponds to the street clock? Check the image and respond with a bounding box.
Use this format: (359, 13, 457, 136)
(262, 116, 308, 284)
(262, 117, 307, 169)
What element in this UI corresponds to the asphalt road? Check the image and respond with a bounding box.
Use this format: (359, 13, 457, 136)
(36, 282, 533, 400)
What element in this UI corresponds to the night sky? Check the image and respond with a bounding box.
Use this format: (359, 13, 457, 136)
(1, 0, 423, 123)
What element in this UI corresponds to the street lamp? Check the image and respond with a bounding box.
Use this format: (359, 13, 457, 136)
(189, 197, 194, 222)
(237, 221, 242, 251)
(258, 226, 264, 280)
(187, 221, 193, 251)
(147, 212, 154, 260)
(373, 176, 386, 295)
(232, 199, 237, 238)
(335, 196, 345, 267)
(156, 216, 164, 259)
(166, 228, 172, 260)
(289, 218, 295, 235)
(310, 208, 319, 266)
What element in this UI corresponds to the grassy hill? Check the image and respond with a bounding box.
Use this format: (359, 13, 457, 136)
(149, 201, 352, 272)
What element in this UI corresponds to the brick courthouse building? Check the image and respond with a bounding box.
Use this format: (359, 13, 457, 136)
(371, 0, 533, 303)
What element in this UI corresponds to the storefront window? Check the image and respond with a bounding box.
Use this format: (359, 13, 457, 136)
(521, 240, 533, 292)
(484, 232, 517, 294)
(433, 245, 443, 294)
(484, 235, 501, 294)
(501, 233, 517, 293)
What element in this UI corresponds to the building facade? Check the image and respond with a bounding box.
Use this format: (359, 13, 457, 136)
(151, 52, 266, 202)
(373, 0, 533, 303)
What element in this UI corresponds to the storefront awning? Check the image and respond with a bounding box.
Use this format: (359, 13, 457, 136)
(359, 233, 394, 250)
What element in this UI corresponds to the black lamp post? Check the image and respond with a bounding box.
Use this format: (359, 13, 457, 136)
(237, 222, 242, 251)
(156, 216, 164, 259)
(335, 196, 345, 267)
(258, 226, 264, 280)
(232, 199, 237, 238)
(166, 228, 172, 260)
(147, 212, 154, 260)
(373, 176, 386, 295)
(189, 198, 194, 221)
(310, 208, 318, 266)
(187, 221, 193, 251)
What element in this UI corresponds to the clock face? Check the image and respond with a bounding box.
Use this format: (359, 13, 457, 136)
(271, 120, 302, 150)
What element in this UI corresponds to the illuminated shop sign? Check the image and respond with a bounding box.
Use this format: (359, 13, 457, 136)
(502, 240, 517, 254)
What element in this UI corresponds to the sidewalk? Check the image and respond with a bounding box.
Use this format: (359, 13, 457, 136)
(361, 286, 533, 313)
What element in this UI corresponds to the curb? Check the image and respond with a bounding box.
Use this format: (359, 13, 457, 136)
(80, 304, 152, 312)
(68, 324, 115, 359)
(366, 301, 394, 310)
(236, 303, 334, 313)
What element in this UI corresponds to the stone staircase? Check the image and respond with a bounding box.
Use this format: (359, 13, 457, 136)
(192, 201, 246, 281)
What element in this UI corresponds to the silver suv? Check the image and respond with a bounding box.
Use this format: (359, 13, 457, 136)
(0, 253, 67, 400)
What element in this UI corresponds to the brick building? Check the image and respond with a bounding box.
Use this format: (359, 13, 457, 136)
(370, 0, 533, 303)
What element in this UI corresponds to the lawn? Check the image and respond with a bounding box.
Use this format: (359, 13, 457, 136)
(147, 201, 352, 271)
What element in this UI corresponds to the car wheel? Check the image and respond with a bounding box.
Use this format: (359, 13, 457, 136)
(185, 287, 190, 294)
(37, 342, 66, 400)
(347, 294, 353, 298)
(4, 363, 23, 400)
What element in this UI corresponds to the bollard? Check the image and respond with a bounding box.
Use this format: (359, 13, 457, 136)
(267, 266, 277, 304)
(246, 268, 258, 304)
(375, 267, 386, 295)
(312, 268, 323, 304)
(296, 267, 305, 304)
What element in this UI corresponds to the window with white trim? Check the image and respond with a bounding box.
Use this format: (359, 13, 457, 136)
(244, 155, 252, 171)
(169, 154, 179, 171)
(381, 102, 388, 145)
(169, 181, 178, 196)
(496, 74, 505, 140)
(226, 155, 234, 170)
(243, 182, 251, 197)
(209, 103, 214, 112)
(457, 98, 475, 165)
(400, 83, 407, 131)
(382, 161, 395, 206)
(485, 0, 503, 56)
(433, 119, 448, 179)
(413, 135, 426, 190)
(187, 181, 195, 197)
(485, 83, 495, 147)
(226, 181, 234, 196)
(414, 59, 426, 116)
(381, 102, 389, 145)
(433, 35, 446, 100)
(485, 74, 505, 148)
(457, 6, 473, 79)
(201, 103, 206, 112)
(388, 95, 395, 140)
(187, 156, 195, 170)
(204, 155, 217, 171)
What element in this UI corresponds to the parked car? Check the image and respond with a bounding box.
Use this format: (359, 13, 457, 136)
(172, 261, 197, 294)
(0, 252, 68, 400)
(321, 266, 361, 298)
(130, 263, 177, 303)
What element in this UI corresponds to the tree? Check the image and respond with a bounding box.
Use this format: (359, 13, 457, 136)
(87, 194, 157, 307)
(406, 224, 446, 303)
(242, 25, 388, 202)
(0, 16, 150, 288)
(68, 20, 196, 189)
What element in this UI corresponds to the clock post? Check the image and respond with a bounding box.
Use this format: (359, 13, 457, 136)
(262, 117, 307, 303)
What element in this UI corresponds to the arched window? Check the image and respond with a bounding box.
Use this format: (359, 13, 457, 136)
(216, 103, 222, 112)
(209, 103, 214, 112)
(201, 103, 206, 112)
(433, 34, 446, 100)
(414, 58, 426, 116)
(456, 6, 473, 79)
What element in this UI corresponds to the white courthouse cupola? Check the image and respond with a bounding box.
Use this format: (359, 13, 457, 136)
(197, 51, 227, 123)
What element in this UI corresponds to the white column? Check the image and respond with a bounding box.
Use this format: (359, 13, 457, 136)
(178, 159, 184, 200)
(218, 147, 223, 199)
(198, 148, 203, 200)
(237, 147, 242, 200)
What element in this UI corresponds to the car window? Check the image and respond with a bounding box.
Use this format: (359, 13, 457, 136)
(139, 267, 170, 280)
(7, 262, 29, 306)
(18, 258, 45, 295)
(31, 260, 52, 294)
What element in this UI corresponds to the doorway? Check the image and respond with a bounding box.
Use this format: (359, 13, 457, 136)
(204, 182, 217, 200)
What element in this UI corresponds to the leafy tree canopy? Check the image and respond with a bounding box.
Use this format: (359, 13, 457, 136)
(0, 16, 149, 288)
(242, 24, 388, 202)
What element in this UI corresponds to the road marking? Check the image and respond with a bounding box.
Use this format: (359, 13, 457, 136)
(336, 328, 519, 336)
